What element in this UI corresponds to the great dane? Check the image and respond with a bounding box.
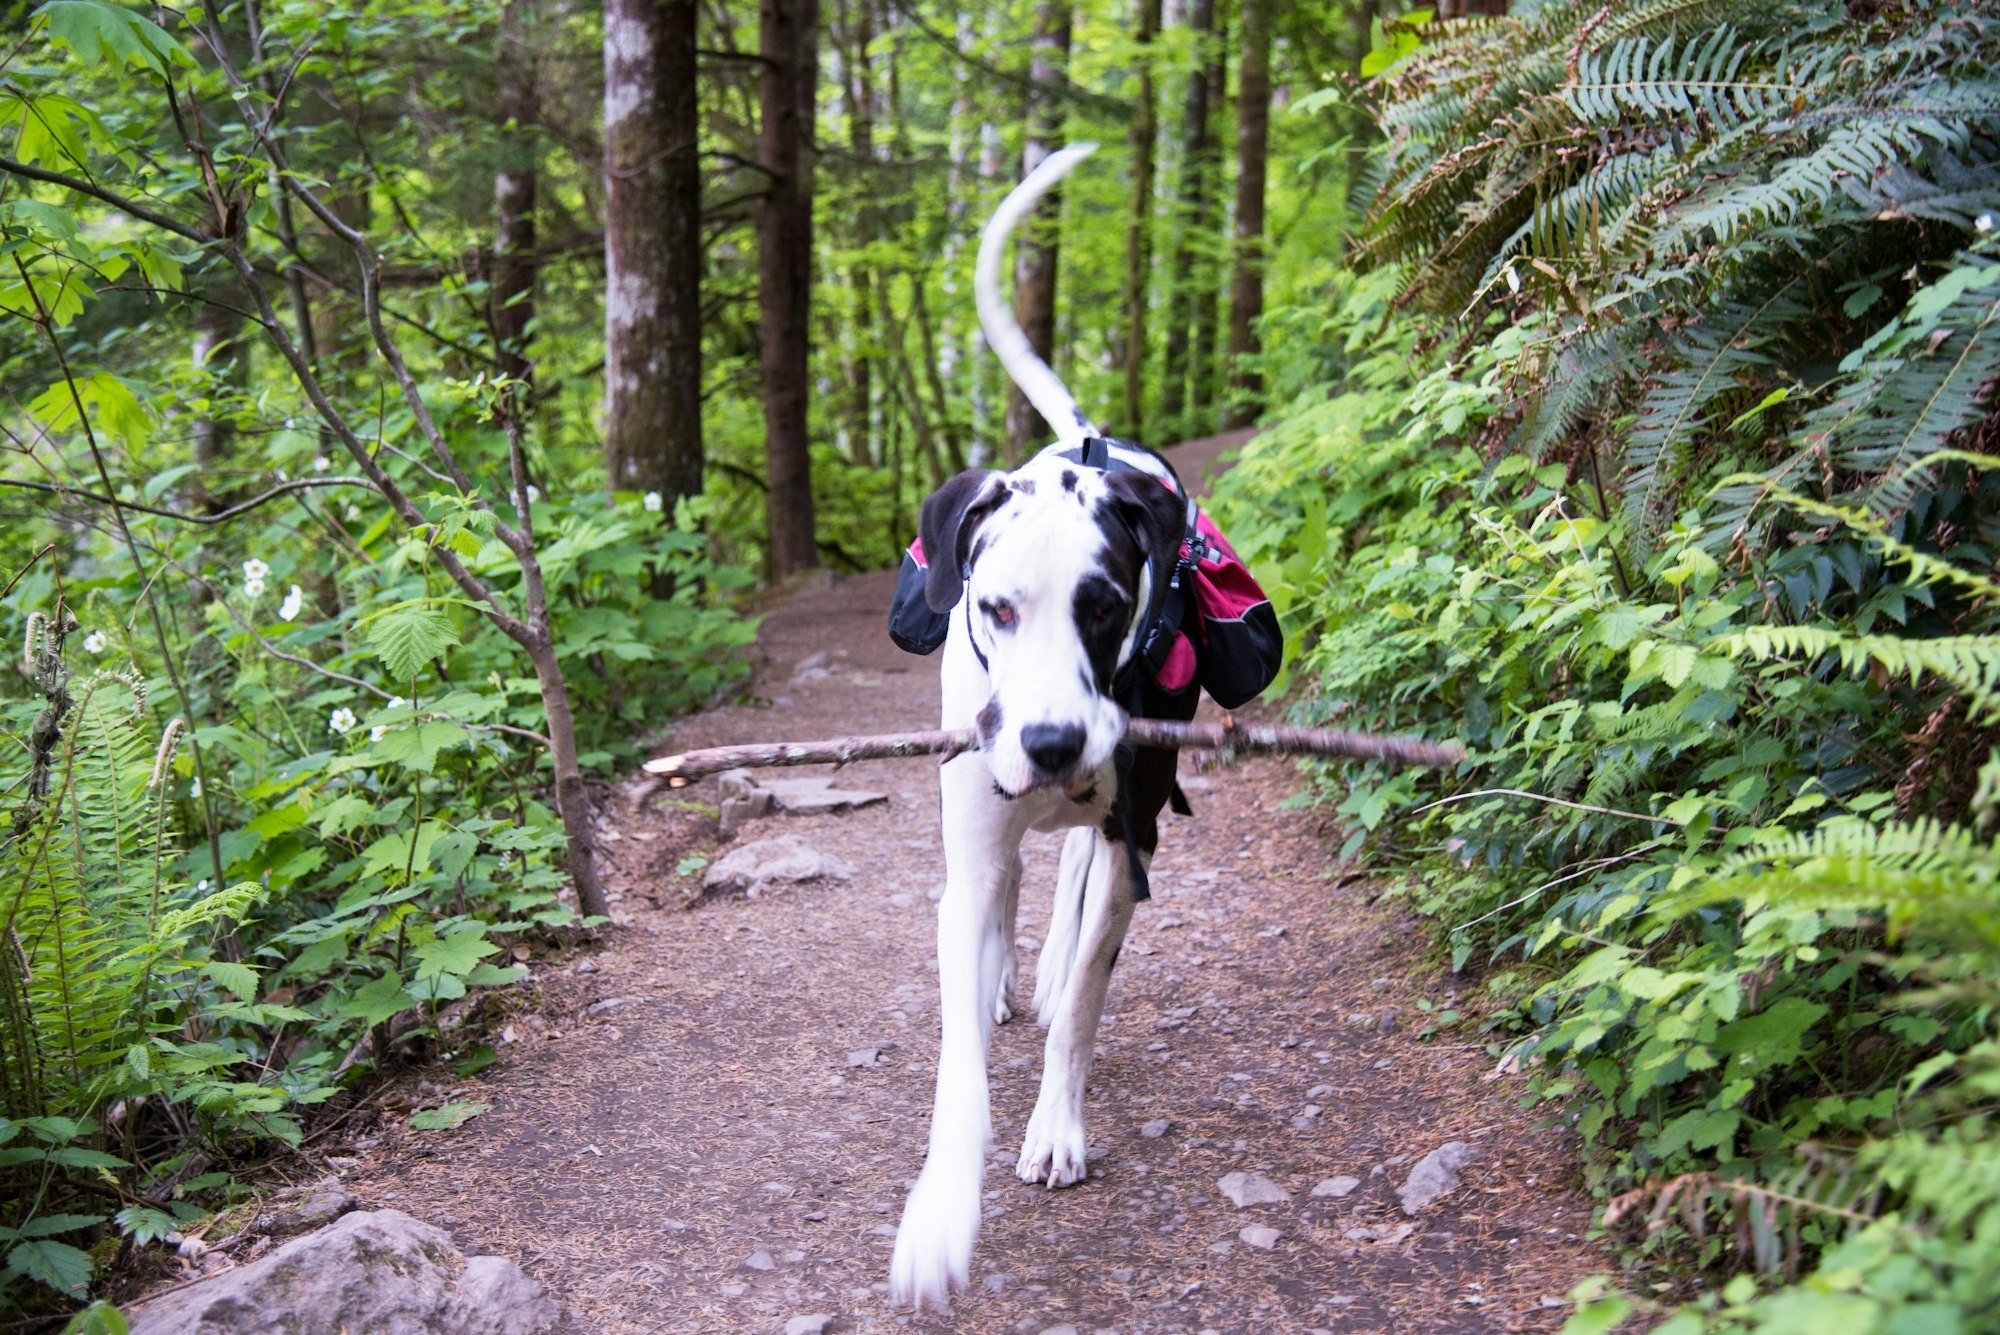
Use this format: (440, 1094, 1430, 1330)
(888, 144, 1203, 1312)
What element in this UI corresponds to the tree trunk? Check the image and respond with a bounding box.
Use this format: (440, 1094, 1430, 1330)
(843, 0, 875, 467)
(1159, 0, 1214, 434)
(190, 268, 249, 510)
(491, 0, 539, 401)
(1120, 0, 1162, 438)
(1187, 10, 1225, 433)
(1224, 0, 1269, 429)
(1004, 0, 1072, 461)
(759, 0, 821, 577)
(604, 0, 703, 515)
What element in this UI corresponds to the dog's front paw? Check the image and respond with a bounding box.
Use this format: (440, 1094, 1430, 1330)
(889, 1167, 980, 1313)
(1015, 1102, 1090, 1188)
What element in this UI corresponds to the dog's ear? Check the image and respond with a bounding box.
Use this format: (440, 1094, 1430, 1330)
(1101, 470, 1186, 565)
(919, 469, 1007, 612)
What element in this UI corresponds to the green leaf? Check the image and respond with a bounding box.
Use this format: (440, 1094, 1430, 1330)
(5, 1237, 93, 1297)
(371, 721, 469, 773)
(338, 972, 415, 1027)
(36, 2, 197, 75)
(367, 604, 461, 682)
(0, 1213, 103, 1241)
(409, 1101, 490, 1131)
(61, 1300, 130, 1335)
(203, 961, 260, 1003)
(112, 1207, 175, 1246)
(414, 925, 499, 981)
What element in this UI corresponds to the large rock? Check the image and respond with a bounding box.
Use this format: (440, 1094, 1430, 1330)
(1217, 1171, 1291, 1208)
(714, 769, 885, 832)
(704, 836, 854, 896)
(126, 1209, 564, 1335)
(1397, 1141, 1474, 1214)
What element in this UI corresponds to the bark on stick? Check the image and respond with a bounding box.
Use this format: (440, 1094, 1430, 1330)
(641, 718, 1464, 786)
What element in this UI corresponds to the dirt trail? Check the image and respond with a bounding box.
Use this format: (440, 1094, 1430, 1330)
(346, 446, 1609, 1333)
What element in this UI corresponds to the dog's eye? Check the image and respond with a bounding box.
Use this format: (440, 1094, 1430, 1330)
(986, 599, 1017, 628)
(1092, 601, 1123, 626)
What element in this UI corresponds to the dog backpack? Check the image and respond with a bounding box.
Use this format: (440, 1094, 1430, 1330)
(886, 439, 1282, 709)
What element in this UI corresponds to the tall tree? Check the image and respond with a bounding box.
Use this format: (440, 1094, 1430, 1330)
(1158, 0, 1215, 434)
(1186, 9, 1226, 432)
(603, 0, 704, 513)
(1224, 0, 1270, 429)
(759, 0, 821, 576)
(1004, 0, 1073, 460)
(490, 0, 539, 399)
(1120, 0, 1162, 438)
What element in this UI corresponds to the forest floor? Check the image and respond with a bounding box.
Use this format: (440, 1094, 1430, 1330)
(336, 435, 1613, 1333)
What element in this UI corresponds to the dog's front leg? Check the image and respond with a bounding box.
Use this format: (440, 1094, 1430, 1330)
(1016, 829, 1136, 1188)
(890, 765, 1022, 1312)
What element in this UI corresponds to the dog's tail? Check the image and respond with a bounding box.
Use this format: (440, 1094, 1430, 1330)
(976, 142, 1101, 451)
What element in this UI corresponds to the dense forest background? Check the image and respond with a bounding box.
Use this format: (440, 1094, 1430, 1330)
(3, 0, 1999, 1330)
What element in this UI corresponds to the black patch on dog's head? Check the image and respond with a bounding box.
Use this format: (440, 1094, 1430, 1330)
(1060, 469, 1078, 493)
(1074, 471, 1186, 689)
(976, 696, 1003, 746)
(918, 469, 1007, 612)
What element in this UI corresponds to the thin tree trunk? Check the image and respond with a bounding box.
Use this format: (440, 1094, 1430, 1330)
(1187, 9, 1225, 433)
(1004, 0, 1072, 461)
(1120, 0, 1162, 438)
(1159, 0, 1214, 433)
(845, 0, 875, 467)
(490, 0, 539, 400)
(759, 0, 821, 577)
(910, 277, 967, 476)
(1224, 0, 1269, 429)
(604, 0, 703, 515)
(190, 269, 248, 511)
(879, 271, 944, 492)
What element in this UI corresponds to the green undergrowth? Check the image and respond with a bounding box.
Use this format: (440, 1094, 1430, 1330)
(1214, 2, 2000, 1329)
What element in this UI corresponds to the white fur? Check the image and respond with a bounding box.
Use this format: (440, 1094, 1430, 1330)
(974, 144, 1101, 451)
(891, 141, 1155, 1315)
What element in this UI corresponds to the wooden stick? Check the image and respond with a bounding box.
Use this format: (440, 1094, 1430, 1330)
(640, 717, 1464, 787)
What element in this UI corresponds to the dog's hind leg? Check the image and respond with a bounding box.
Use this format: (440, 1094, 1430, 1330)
(891, 766, 1023, 1312)
(1016, 830, 1137, 1188)
(1032, 827, 1095, 1026)
(991, 850, 1023, 1025)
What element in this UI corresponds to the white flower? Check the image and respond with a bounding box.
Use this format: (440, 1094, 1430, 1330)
(328, 707, 358, 735)
(82, 630, 108, 654)
(243, 576, 266, 599)
(189, 776, 202, 799)
(525, 485, 541, 504)
(242, 558, 270, 582)
(345, 504, 363, 521)
(1979, 213, 1994, 234)
(370, 725, 390, 742)
(312, 454, 331, 473)
(1504, 264, 1521, 294)
(387, 696, 408, 711)
(279, 584, 304, 621)
(642, 490, 663, 513)
(197, 879, 210, 892)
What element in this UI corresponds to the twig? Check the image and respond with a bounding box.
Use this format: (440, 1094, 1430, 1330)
(641, 717, 1465, 786)
(1412, 787, 1685, 826)
(0, 475, 378, 525)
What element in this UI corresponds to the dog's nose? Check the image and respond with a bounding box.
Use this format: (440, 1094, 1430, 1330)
(1021, 723, 1086, 776)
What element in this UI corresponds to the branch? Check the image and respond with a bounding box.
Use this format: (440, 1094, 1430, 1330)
(0, 476, 378, 525)
(0, 155, 209, 244)
(641, 717, 1466, 785)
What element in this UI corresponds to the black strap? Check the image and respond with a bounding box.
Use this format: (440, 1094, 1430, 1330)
(962, 582, 989, 673)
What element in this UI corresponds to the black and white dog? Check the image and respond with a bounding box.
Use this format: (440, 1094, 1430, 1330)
(889, 144, 1204, 1311)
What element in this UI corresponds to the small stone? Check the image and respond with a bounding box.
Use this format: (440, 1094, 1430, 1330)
(1038, 1326, 1080, 1335)
(1217, 1172, 1290, 1208)
(983, 1273, 1012, 1293)
(1140, 1119, 1171, 1139)
(1312, 1176, 1362, 1199)
(1398, 1141, 1474, 1214)
(846, 1048, 881, 1068)
(889, 893, 913, 908)
(1238, 1224, 1281, 1250)
(784, 1317, 833, 1335)
(586, 997, 631, 1017)
(745, 1250, 775, 1271)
